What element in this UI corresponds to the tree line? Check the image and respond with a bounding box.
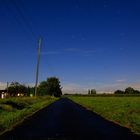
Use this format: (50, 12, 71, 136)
(114, 87, 140, 94)
(5, 77, 62, 97)
(88, 89, 96, 94)
(87, 87, 140, 95)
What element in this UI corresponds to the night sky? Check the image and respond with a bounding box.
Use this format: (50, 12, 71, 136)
(0, 0, 140, 93)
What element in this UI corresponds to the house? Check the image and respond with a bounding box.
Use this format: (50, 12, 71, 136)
(0, 90, 7, 98)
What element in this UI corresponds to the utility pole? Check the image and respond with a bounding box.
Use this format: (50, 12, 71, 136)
(35, 37, 42, 96)
(7, 82, 9, 93)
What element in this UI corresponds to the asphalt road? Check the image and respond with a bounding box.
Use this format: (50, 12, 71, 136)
(0, 98, 140, 140)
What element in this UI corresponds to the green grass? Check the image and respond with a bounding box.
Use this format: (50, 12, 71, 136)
(0, 96, 57, 134)
(68, 96, 140, 134)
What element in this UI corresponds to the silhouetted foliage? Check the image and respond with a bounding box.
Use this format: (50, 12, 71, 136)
(114, 87, 140, 94)
(7, 82, 28, 96)
(114, 90, 124, 94)
(125, 87, 135, 94)
(26, 86, 34, 96)
(88, 89, 96, 95)
(38, 77, 62, 97)
(38, 81, 47, 96)
(90, 89, 96, 94)
(134, 90, 140, 94)
(46, 77, 62, 97)
(88, 89, 91, 95)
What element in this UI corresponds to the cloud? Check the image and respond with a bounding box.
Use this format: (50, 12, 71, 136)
(62, 82, 122, 94)
(62, 81, 125, 94)
(96, 81, 130, 93)
(65, 48, 96, 56)
(0, 82, 7, 90)
(0, 82, 35, 90)
(62, 83, 87, 93)
(62, 80, 140, 94)
(41, 51, 61, 55)
(116, 79, 127, 83)
(25, 83, 35, 87)
(2, 80, 140, 94)
(131, 83, 140, 90)
(65, 48, 80, 52)
(62, 81, 116, 94)
(41, 48, 97, 57)
(96, 81, 140, 93)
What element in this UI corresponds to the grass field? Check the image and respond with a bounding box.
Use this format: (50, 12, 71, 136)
(0, 96, 57, 134)
(68, 96, 140, 134)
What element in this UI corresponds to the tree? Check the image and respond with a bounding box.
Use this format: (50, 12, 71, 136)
(38, 81, 47, 96)
(114, 90, 124, 94)
(88, 89, 91, 95)
(28, 87, 35, 96)
(125, 87, 135, 94)
(134, 90, 140, 94)
(46, 77, 62, 97)
(90, 89, 96, 94)
(7, 82, 28, 96)
(7, 82, 20, 96)
(18, 84, 28, 95)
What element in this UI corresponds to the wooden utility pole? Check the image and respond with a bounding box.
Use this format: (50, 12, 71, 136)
(7, 82, 9, 93)
(35, 37, 42, 96)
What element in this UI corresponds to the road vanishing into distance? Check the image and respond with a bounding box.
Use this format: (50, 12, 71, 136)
(0, 98, 140, 140)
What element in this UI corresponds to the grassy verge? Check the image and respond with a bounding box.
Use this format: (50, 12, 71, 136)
(0, 96, 57, 134)
(68, 96, 140, 134)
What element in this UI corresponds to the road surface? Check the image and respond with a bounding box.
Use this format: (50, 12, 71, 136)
(0, 98, 139, 140)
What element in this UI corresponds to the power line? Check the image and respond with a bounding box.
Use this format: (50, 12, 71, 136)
(3, 0, 37, 41)
(4, 0, 57, 89)
(18, 0, 40, 38)
(10, 0, 37, 39)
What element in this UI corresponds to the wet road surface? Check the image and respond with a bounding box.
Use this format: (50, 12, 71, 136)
(0, 98, 140, 140)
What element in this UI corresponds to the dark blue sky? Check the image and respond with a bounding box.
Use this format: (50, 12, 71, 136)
(0, 0, 140, 92)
